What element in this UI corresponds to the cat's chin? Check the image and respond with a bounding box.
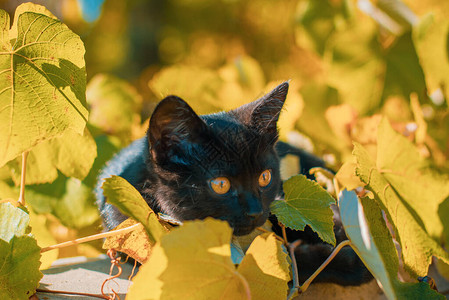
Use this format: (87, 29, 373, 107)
(231, 213, 269, 236)
(232, 226, 257, 236)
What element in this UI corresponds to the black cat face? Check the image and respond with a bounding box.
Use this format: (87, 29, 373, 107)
(147, 82, 289, 235)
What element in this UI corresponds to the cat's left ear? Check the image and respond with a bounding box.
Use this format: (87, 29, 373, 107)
(147, 95, 207, 162)
(232, 81, 289, 135)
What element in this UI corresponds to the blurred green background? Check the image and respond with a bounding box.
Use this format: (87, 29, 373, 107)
(1, 0, 448, 263)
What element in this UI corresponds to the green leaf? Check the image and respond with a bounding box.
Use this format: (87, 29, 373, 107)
(51, 177, 99, 228)
(127, 218, 249, 300)
(102, 175, 167, 243)
(8, 128, 96, 185)
(82, 134, 121, 187)
(339, 190, 445, 300)
(0, 202, 29, 242)
(382, 32, 426, 102)
(438, 197, 449, 246)
(86, 74, 142, 144)
(270, 174, 336, 245)
(295, 0, 353, 55)
(0, 4, 88, 167)
(26, 175, 99, 229)
(353, 141, 449, 277)
(237, 233, 290, 300)
(0, 235, 42, 300)
(0, 201, 43, 298)
(0, 179, 18, 201)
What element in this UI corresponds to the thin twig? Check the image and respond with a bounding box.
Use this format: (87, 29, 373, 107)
(255, 227, 271, 233)
(129, 259, 138, 280)
(288, 240, 302, 292)
(299, 240, 352, 293)
(280, 222, 288, 246)
(36, 288, 109, 299)
(255, 226, 285, 243)
(101, 249, 122, 300)
(18, 151, 29, 206)
(333, 177, 341, 200)
(40, 223, 143, 253)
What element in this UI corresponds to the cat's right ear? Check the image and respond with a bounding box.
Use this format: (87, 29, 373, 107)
(231, 81, 289, 137)
(148, 96, 206, 161)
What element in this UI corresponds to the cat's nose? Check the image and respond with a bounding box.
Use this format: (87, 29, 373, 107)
(242, 192, 263, 218)
(246, 203, 263, 218)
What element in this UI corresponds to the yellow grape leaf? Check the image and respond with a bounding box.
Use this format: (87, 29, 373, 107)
(127, 218, 250, 300)
(410, 94, 427, 145)
(7, 146, 57, 185)
(339, 190, 445, 300)
(28, 211, 58, 270)
(297, 82, 347, 155)
(0, 202, 42, 299)
(0, 179, 18, 203)
(232, 220, 273, 253)
(325, 104, 358, 146)
(237, 233, 290, 300)
(0, 4, 88, 167)
(103, 218, 153, 264)
(217, 56, 266, 110)
(354, 140, 449, 277)
(87, 74, 142, 144)
(376, 118, 449, 240)
(149, 65, 222, 115)
(26, 175, 100, 229)
(0, 236, 42, 300)
(279, 154, 300, 181)
(0, 202, 29, 242)
(8, 128, 96, 185)
(335, 160, 365, 191)
(275, 80, 304, 140)
(413, 15, 449, 101)
(326, 13, 384, 114)
(102, 176, 167, 243)
(126, 239, 167, 300)
(351, 114, 382, 145)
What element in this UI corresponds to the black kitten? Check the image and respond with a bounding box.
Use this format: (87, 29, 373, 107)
(96, 82, 372, 285)
(97, 82, 288, 235)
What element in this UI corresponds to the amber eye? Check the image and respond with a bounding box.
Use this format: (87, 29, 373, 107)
(210, 177, 231, 195)
(259, 170, 272, 187)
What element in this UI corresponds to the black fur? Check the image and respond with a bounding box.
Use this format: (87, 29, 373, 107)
(96, 81, 372, 285)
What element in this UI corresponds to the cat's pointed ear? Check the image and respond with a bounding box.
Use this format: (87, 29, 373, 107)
(232, 81, 289, 135)
(148, 96, 206, 159)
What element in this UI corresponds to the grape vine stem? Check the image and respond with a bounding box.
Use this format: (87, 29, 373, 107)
(288, 240, 302, 292)
(41, 223, 143, 253)
(18, 151, 28, 206)
(299, 240, 352, 293)
(36, 289, 109, 299)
